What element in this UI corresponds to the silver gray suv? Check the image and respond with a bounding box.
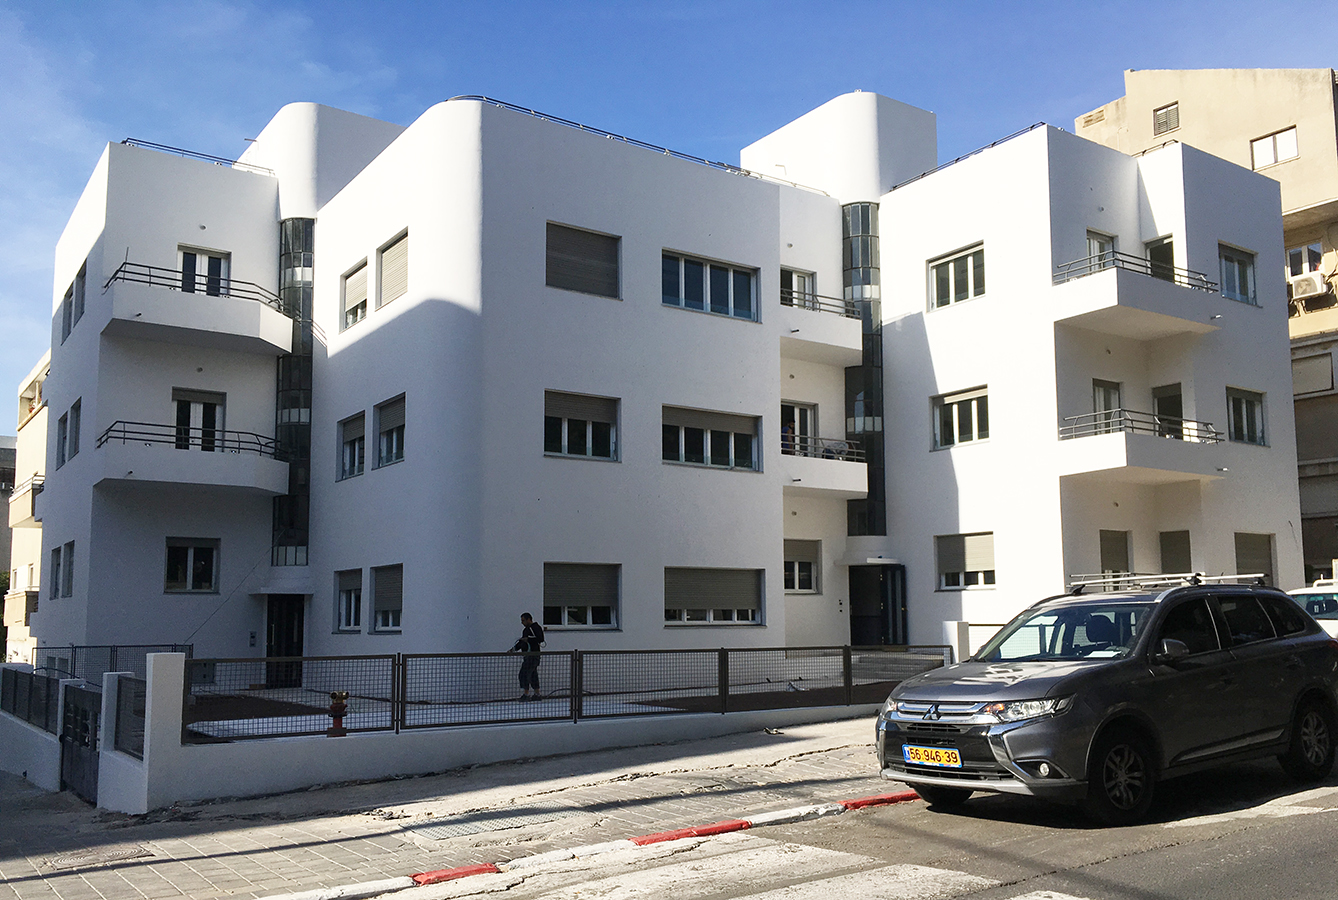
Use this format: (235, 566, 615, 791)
(876, 581, 1338, 824)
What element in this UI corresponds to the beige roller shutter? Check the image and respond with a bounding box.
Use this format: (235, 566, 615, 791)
(783, 540, 820, 564)
(662, 406, 757, 434)
(545, 392, 617, 423)
(664, 568, 762, 610)
(379, 233, 408, 307)
(546, 223, 619, 298)
(378, 397, 405, 432)
(372, 564, 402, 612)
(544, 563, 619, 605)
(344, 263, 368, 318)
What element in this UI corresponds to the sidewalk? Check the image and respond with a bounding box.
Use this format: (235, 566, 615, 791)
(0, 715, 899, 900)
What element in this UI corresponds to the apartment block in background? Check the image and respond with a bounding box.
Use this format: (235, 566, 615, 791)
(5, 353, 48, 662)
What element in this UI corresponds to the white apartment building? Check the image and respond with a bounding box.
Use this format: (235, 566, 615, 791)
(32, 92, 1301, 663)
(5, 354, 47, 662)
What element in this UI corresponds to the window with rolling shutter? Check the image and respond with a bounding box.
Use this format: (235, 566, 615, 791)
(1293, 354, 1333, 396)
(662, 406, 759, 470)
(1234, 533, 1274, 585)
(378, 232, 408, 308)
(376, 396, 405, 466)
(543, 563, 619, 628)
(546, 223, 620, 298)
(545, 391, 618, 460)
(339, 413, 365, 479)
(936, 533, 995, 589)
(371, 564, 403, 631)
(664, 567, 763, 624)
(783, 540, 820, 593)
(336, 569, 362, 631)
(342, 261, 368, 330)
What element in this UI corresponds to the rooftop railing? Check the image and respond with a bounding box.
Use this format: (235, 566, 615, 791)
(121, 138, 276, 176)
(781, 434, 866, 463)
(1053, 250, 1218, 292)
(97, 421, 286, 459)
(103, 261, 283, 311)
(780, 288, 862, 319)
(1059, 409, 1222, 443)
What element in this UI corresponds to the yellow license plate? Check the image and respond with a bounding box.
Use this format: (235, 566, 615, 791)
(902, 744, 962, 768)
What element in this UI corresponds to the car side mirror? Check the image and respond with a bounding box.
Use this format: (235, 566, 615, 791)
(1153, 638, 1190, 665)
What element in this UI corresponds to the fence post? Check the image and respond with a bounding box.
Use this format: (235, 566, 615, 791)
(842, 646, 853, 706)
(393, 654, 404, 734)
(718, 649, 729, 714)
(571, 651, 582, 723)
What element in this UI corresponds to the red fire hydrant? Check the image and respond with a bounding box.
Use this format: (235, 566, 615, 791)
(327, 690, 349, 737)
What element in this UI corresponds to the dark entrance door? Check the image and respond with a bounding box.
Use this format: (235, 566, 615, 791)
(849, 564, 907, 645)
(60, 684, 101, 804)
(266, 594, 305, 688)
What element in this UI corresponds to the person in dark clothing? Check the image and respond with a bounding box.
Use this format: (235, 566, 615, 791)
(510, 612, 545, 700)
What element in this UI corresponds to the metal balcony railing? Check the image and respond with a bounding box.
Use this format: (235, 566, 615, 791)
(781, 433, 866, 462)
(1059, 408, 1222, 443)
(1052, 250, 1218, 292)
(96, 421, 286, 459)
(780, 288, 863, 319)
(11, 474, 43, 497)
(103, 261, 283, 311)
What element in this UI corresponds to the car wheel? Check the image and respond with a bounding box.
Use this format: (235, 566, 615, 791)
(1279, 699, 1336, 782)
(1085, 730, 1156, 826)
(914, 784, 972, 808)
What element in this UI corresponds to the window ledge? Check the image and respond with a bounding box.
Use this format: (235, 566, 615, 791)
(661, 460, 761, 473)
(664, 621, 763, 627)
(932, 440, 989, 452)
(543, 452, 620, 463)
(935, 586, 996, 593)
(165, 590, 220, 595)
(374, 458, 405, 470)
(661, 303, 759, 324)
(545, 625, 621, 631)
(336, 472, 364, 481)
(547, 284, 622, 301)
(784, 590, 822, 596)
(371, 629, 403, 635)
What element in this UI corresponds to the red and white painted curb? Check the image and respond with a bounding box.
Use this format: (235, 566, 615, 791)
(264, 791, 918, 898)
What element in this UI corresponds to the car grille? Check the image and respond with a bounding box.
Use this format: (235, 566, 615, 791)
(901, 722, 968, 736)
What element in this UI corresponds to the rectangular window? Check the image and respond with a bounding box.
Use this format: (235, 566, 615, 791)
(1087, 231, 1115, 268)
(73, 263, 86, 326)
(1235, 532, 1275, 585)
(336, 569, 362, 631)
(339, 413, 365, 479)
(1226, 388, 1265, 445)
(61, 541, 74, 597)
(662, 253, 756, 320)
(546, 223, 620, 299)
(783, 540, 820, 593)
(544, 392, 618, 460)
(56, 412, 68, 468)
(1288, 241, 1324, 277)
(49, 546, 61, 601)
(371, 564, 403, 631)
(173, 389, 225, 452)
(1146, 237, 1175, 282)
(1093, 380, 1122, 433)
(543, 563, 619, 628)
(937, 533, 995, 589)
(1153, 102, 1179, 135)
(342, 261, 369, 330)
(932, 387, 988, 449)
(165, 539, 218, 593)
(780, 269, 816, 308)
(1293, 354, 1334, 395)
(60, 284, 73, 343)
(1251, 126, 1298, 170)
(376, 396, 405, 466)
(1220, 246, 1257, 305)
(180, 247, 229, 296)
(662, 407, 758, 470)
(378, 232, 408, 308)
(664, 567, 763, 625)
(67, 399, 81, 460)
(929, 245, 985, 308)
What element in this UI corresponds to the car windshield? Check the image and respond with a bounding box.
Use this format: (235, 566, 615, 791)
(974, 602, 1152, 662)
(1292, 592, 1338, 619)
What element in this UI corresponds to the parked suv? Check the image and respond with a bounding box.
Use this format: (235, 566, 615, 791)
(877, 579, 1338, 824)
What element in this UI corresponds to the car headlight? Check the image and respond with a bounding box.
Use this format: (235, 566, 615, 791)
(982, 697, 1072, 723)
(879, 697, 898, 718)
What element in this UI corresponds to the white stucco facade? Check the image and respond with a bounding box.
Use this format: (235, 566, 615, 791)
(29, 92, 1302, 663)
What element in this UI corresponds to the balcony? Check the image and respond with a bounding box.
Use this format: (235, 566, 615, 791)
(94, 421, 290, 495)
(1057, 408, 1225, 484)
(8, 474, 44, 528)
(778, 290, 864, 367)
(101, 262, 292, 355)
(779, 434, 868, 499)
(1051, 253, 1221, 340)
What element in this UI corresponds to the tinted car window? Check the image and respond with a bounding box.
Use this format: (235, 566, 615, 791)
(1217, 596, 1276, 646)
(1157, 598, 1220, 654)
(1293, 592, 1338, 619)
(1261, 595, 1312, 636)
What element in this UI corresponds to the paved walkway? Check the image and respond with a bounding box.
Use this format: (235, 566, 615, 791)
(0, 715, 899, 900)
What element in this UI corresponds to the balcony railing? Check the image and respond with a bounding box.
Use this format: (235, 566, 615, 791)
(1052, 250, 1218, 292)
(96, 421, 286, 458)
(1059, 408, 1222, 443)
(781, 433, 866, 462)
(780, 288, 862, 319)
(11, 474, 43, 497)
(103, 261, 283, 311)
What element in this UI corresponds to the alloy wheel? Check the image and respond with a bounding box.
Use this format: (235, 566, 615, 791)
(1301, 710, 1332, 766)
(1102, 744, 1147, 810)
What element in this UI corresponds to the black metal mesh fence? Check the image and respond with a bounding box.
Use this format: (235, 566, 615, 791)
(34, 645, 191, 682)
(578, 649, 721, 718)
(850, 646, 953, 704)
(726, 647, 848, 712)
(113, 675, 147, 758)
(0, 667, 60, 734)
(401, 653, 574, 728)
(183, 656, 395, 742)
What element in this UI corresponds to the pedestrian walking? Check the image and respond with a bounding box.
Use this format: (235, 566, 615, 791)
(509, 612, 545, 700)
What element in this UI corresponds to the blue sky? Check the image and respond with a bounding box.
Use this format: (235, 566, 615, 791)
(0, 0, 1331, 410)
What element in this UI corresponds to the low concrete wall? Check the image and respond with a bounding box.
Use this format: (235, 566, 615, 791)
(0, 710, 61, 792)
(95, 654, 881, 814)
(97, 671, 148, 815)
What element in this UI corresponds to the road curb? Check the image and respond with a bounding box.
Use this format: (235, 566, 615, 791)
(258, 790, 919, 899)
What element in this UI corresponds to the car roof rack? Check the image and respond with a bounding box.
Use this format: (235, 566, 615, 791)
(1067, 572, 1267, 593)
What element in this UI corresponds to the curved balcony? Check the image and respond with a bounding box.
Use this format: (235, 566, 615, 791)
(101, 262, 292, 355)
(780, 434, 868, 499)
(778, 290, 864, 367)
(1057, 408, 1225, 484)
(94, 421, 290, 495)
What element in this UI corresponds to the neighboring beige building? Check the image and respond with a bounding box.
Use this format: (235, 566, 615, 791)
(5, 353, 49, 662)
(1078, 68, 1338, 581)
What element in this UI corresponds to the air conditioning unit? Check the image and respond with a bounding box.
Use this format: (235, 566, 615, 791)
(1290, 272, 1332, 301)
